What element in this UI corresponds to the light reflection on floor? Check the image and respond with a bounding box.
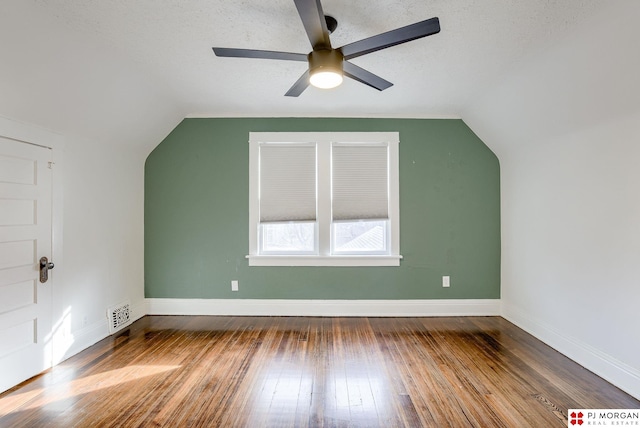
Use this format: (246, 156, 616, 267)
(242, 357, 391, 426)
(0, 365, 180, 417)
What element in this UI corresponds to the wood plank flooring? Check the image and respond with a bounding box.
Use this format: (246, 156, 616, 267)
(0, 316, 637, 427)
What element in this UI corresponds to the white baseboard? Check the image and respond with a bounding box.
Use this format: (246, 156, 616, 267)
(145, 298, 501, 317)
(502, 303, 640, 400)
(56, 318, 109, 364)
(130, 300, 147, 324)
(51, 301, 147, 365)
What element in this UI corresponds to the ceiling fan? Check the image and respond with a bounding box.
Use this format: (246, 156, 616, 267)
(212, 0, 440, 97)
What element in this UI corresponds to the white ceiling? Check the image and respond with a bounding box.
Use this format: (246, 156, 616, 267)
(30, 0, 605, 118)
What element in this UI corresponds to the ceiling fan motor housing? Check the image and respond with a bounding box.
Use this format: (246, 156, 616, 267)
(308, 49, 344, 76)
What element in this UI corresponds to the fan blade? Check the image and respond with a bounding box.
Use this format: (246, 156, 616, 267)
(339, 17, 440, 60)
(293, 0, 331, 50)
(285, 70, 310, 97)
(343, 61, 393, 91)
(212, 47, 307, 62)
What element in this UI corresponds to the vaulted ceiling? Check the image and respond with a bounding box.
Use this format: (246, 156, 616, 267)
(1, 0, 635, 154)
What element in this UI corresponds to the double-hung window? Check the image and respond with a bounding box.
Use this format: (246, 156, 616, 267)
(248, 132, 401, 266)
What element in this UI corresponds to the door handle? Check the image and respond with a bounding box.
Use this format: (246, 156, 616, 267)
(39, 256, 55, 283)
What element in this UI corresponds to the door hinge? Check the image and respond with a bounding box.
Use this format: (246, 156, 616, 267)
(48, 161, 54, 169)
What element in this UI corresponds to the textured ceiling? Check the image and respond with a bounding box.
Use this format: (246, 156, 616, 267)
(33, 0, 604, 118)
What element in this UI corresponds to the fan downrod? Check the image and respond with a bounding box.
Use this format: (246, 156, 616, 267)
(325, 15, 337, 34)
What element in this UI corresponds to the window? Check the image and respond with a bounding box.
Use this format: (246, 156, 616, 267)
(248, 132, 401, 266)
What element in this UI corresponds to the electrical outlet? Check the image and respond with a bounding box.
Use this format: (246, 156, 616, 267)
(231, 280, 239, 291)
(442, 276, 450, 288)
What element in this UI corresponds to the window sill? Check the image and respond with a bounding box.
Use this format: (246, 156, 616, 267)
(246, 255, 402, 267)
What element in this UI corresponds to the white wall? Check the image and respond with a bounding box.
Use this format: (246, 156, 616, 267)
(0, 1, 183, 362)
(52, 139, 149, 360)
(464, 1, 640, 398)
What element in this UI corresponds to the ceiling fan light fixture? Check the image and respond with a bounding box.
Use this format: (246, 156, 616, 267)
(310, 70, 343, 89)
(308, 49, 344, 89)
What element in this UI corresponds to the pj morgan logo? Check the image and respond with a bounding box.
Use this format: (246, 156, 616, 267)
(569, 411, 584, 425)
(568, 409, 640, 426)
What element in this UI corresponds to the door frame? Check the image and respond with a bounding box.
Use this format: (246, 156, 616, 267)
(0, 114, 65, 368)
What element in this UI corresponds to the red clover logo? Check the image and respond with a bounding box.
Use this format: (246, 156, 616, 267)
(570, 411, 584, 425)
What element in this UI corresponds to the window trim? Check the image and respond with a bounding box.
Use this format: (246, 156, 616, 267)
(248, 132, 401, 267)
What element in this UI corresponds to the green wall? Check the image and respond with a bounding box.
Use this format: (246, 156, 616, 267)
(144, 118, 500, 299)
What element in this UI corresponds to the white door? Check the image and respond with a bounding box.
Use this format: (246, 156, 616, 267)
(0, 136, 53, 393)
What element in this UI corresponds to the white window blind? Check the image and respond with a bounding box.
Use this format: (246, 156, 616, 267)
(332, 144, 389, 221)
(249, 132, 400, 266)
(259, 144, 316, 222)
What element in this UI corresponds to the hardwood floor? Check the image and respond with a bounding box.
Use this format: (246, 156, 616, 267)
(0, 316, 637, 427)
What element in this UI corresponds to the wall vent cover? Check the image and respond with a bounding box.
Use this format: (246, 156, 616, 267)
(108, 301, 131, 334)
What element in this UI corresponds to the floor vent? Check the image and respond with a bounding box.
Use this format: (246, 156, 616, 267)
(108, 302, 132, 334)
